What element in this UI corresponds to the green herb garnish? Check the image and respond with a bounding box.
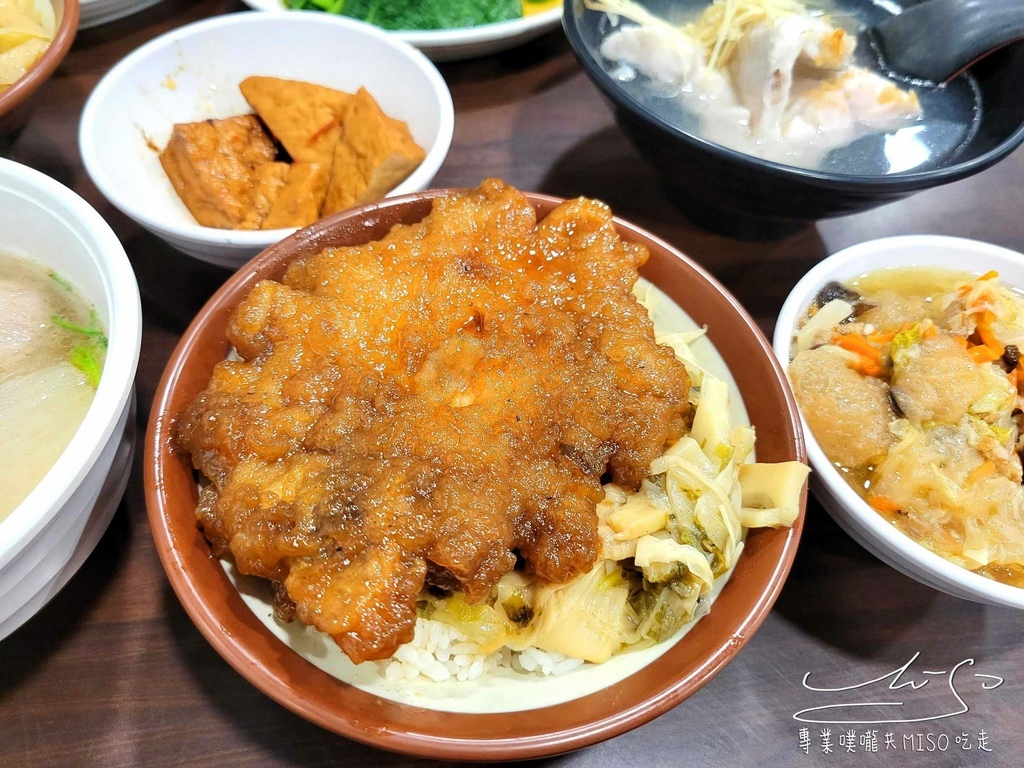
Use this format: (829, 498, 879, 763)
(52, 308, 108, 387)
(282, 0, 522, 29)
(51, 314, 106, 341)
(69, 345, 103, 388)
(48, 270, 74, 292)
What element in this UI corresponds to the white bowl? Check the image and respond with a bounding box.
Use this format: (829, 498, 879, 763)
(79, 12, 455, 270)
(238, 3, 562, 62)
(0, 158, 142, 640)
(774, 235, 1024, 610)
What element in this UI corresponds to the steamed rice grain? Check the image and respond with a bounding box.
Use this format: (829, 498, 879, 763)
(380, 618, 586, 683)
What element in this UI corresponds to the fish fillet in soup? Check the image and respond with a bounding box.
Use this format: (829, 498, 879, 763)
(0, 277, 62, 380)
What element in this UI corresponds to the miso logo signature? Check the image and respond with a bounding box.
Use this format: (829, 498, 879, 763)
(793, 652, 1004, 724)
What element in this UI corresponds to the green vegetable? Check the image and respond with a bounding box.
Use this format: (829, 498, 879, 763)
(501, 592, 533, 626)
(890, 324, 923, 371)
(629, 579, 701, 644)
(52, 309, 108, 388)
(48, 270, 74, 292)
(51, 312, 108, 345)
(427, 592, 509, 652)
(69, 345, 103, 387)
(282, 0, 523, 29)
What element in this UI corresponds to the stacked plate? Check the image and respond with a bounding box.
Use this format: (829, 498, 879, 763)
(79, 0, 163, 29)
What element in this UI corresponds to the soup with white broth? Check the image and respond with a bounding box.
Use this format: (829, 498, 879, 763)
(0, 253, 106, 522)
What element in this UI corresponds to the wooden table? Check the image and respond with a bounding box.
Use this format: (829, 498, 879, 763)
(2, 2, 1022, 765)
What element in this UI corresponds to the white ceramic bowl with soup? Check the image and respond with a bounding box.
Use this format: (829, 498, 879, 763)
(78, 12, 455, 270)
(0, 158, 141, 640)
(774, 236, 1024, 609)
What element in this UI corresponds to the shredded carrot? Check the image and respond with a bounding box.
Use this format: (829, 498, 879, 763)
(853, 359, 886, 377)
(970, 345, 1001, 364)
(1008, 370, 1018, 389)
(867, 495, 902, 514)
(921, 324, 938, 339)
(952, 336, 970, 348)
(833, 333, 886, 377)
(975, 310, 1005, 356)
(966, 461, 997, 485)
(979, 270, 999, 281)
(866, 332, 895, 343)
(833, 333, 881, 363)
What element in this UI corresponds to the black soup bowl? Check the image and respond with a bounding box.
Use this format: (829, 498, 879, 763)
(563, 0, 1024, 227)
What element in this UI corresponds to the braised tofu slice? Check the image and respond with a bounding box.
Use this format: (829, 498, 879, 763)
(240, 76, 352, 166)
(238, 162, 290, 230)
(262, 163, 329, 230)
(159, 115, 277, 229)
(323, 88, 426, 215)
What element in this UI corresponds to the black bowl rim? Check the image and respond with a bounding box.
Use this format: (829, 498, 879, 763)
(562, 0, 1024, 190)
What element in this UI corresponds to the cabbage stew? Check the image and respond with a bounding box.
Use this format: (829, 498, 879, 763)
(790, 267, 1024, 587)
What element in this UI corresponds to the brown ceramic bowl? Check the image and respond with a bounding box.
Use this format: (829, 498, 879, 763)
(0, 0, 78, 135)
(145, 190, 807, 761)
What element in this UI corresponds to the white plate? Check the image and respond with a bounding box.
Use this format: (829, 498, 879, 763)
(238, 3, 563, 61)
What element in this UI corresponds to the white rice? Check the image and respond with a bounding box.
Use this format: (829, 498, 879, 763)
(380, 618, 586, 683)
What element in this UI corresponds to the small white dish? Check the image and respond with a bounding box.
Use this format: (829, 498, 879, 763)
(79, 12, 455, 270)
(0, 158, 142, 641)
(238, 3, 562, 61)
(774, 235, 1024, 609)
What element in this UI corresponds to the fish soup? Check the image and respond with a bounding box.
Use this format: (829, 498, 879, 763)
(589, 0, 980, 174)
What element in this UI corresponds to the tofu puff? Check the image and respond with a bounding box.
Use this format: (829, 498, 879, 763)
(158, 77, 425, 231)
(159, 116, 278, 230)
(177, 180, 691, 663)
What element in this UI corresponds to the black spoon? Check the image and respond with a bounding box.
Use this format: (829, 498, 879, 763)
(869, 0, 1024, 85)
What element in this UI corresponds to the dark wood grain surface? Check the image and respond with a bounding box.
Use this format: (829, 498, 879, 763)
(2, 2, 1022, 765)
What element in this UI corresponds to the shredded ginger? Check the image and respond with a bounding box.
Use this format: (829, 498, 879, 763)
(586, 0, 808, 72)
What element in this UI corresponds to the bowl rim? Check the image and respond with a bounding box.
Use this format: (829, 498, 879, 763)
(773, 234, 1024, 609)
(562, 0, 1024, 188)
(0, 0, 79, 121)
(239, 0, 562, 47)
(145, 188, 807, 760)
(0, 158, 142, 569)
(77, 11, 455, 249)
(398, 5, 561, 46)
